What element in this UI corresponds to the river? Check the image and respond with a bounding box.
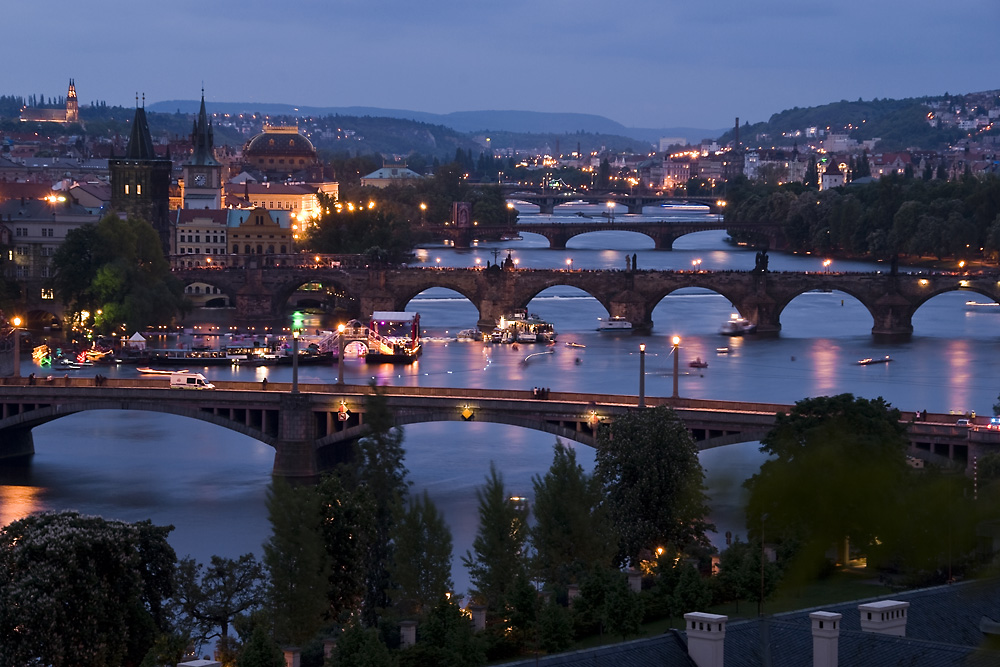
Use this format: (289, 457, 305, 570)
(2, 202, 998, 602)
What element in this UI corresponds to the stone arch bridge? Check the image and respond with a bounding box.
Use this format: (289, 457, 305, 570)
(172, 265, 1000, 337)
(0, 380, 985, 481)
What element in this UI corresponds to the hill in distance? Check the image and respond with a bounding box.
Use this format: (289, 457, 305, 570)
(147, 100, 723, 145)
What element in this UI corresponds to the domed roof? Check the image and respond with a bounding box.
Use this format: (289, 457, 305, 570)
(244, 125, 316, 157)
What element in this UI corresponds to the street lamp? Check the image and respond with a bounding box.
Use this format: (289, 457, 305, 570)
(566, 258, 573, 271)
(336, 323, 345, 385)
(606, 201, 615, 223)
(291, 329, 300, 393)
(638, 343, 646, 408)
(11, 316, 22, 378)
(419, 202, 427, 224)
(823, 259, 832, 273)
(671, 335, 681, 399)
(692, 258, 702, 272)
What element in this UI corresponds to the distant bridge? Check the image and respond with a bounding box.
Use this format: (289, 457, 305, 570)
(166, 265, 1000, 338)
(501, 190, 724, 215)
(0, 379, 988, 480)
(424, 218, 783, 250)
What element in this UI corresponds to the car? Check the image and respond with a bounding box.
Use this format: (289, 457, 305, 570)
(956, 418, 971, 427)
(989, 416, 1000, 430)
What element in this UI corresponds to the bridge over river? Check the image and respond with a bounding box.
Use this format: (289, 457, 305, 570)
(168, 264, 1000, 337)
(0, 379, 988, 480)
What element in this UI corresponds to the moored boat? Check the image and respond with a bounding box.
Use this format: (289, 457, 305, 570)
(689, 357, 709, 368)
(597, 316, 632, 331)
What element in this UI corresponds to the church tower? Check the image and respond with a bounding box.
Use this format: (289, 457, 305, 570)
(66, 79, 79, 124)
(182, 90, 223, 209)
(109, 95, 173, 254)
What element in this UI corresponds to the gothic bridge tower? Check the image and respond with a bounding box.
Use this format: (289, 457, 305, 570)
(109, 94, 173, 255)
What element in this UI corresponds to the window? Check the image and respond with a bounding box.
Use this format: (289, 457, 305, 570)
(16, 246, 28, 256)
(233, 244, 239, 253)
(40, 266, 50, 278)
(42, 228, 53, 237)
(41, 288, 54, 300)
(137, 184, 142, 195)
(125, 184, 129, 194)
(15, 228, 26, 237)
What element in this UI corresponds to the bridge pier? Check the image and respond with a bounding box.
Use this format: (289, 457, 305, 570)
(735, 293, 782, 335)
(538, 198, 556, 215)
(871, 303, 914, 339)
(272, 393, 319, 482)
(626, 202, 645, 215)
(653, 233, 677, 250)
(0, 427, 34, 460)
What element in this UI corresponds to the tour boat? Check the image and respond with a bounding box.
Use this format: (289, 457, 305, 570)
(597, 316, 632, 331)
(365, 311, 422, 363)
(719, 314, 756, 336)
(496, 309, 557, 344)
(456, 328, 482, 341)
(689, 357, 709, 369)
(965, 300, 1000, 311)
(565, 341, 586, 348)
(857, 355, 893, 366)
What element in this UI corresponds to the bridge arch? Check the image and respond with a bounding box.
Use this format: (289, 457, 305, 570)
(0, 402, 279, 456)
(773, 287, 875, 336)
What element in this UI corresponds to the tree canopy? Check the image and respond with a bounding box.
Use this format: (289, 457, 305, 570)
(51, 213, 187, 333)
(0, 511, 176, 667)
(594, 406, 713, 566)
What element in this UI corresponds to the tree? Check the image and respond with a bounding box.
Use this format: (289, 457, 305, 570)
(716, 537, 780, 613)
(530, 441, 614, 588)
(263, 479, 330, 646)
(744, 394, 910, 581)
(594, 406, 713, 567)
(174, 553, 266, 649)
(399, 596, 486, 667)
(392, 490, 454, 617)
(317, 472, 371, 624)
(803, 156, 819, 189)
(236, 625, 285, 667)
(0, 511, 176, 667)
(51, 213, 187, 333)
(330, 624, 397, 667)
(352, 381, 410, 627)
(462, 462, 529, 614)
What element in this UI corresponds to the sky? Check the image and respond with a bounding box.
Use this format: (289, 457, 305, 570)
(5, 1, 998, 131)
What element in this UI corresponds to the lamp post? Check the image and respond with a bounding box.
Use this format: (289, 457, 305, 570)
(638, 342, 646, 408)
(419, 202, 427, 225)
(606, 201, 615, 223)
(291, 329, 300, 393)
(11, 316, 21, 378)
(336, 323, 345, 385)
(671, 335, 681, 399)
(565, 258, 573, 271)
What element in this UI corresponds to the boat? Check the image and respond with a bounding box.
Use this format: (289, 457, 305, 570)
(965, 300, 1000, 311)
(496, 309, 557, 344)
(719, 314, 756, 336)
(597, 316, 632, 331)
(689, 357, 709, 369)
(144, 349, 235, 366)
(137, 367, 187, 375)
(857, 355, 893, 365)
(565, 341, 586, 348)
(456, 328, 482, 341)
(716, 347, 730, 354)
(366, 311, 422, 363)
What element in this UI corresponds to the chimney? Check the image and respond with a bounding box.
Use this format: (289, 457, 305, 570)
(858, 600, 909, 637)
(810, 611, 841, 667)
(399, 620, 417, 648)
(684, 612, 727, 667)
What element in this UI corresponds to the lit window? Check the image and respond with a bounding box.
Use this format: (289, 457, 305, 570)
(125, 184, 129, 194)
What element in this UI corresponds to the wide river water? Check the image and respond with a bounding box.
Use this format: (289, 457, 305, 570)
(3, 202, 998, 601)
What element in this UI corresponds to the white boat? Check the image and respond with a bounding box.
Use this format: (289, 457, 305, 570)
(719, 314, 756, 336)
(456, 328, 482, 341)
(966, 300, 1000, 311)
(497, 309, 556, 344)
(597, 316, 632, 331)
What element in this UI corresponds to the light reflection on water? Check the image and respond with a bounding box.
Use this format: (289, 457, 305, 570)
(4, 217, 1000, 599)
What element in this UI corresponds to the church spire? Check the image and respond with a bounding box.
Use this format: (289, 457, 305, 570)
(189, 89, 219, 166)
(125, 93, 157, 160)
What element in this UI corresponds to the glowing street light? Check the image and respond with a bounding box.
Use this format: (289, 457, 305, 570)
(11, 316, 22, 378)
(638, 343, 646, 408)
(336, 323, 346, 385)
(671, 335, 681, 399)
(823, 259, 832, 273)
(435, 257, 442, 269)
(606, 201, 615, 223)
(291, 329, 300, 394)
(692, 258, 702, 271)
(566, 258, 573, 271)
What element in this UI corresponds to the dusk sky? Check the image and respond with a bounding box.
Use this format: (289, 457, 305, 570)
(7, 1, 998, 131)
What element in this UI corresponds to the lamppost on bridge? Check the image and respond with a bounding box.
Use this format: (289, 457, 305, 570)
(823, 259, 832, 273)
(566, 258, 573, 271)
(606, 201, 615, 223)
(638, 342, 646, 408)
(692, 258, 702, 272)
(336, 323, 346, 385)
(291, 329, 300, 394)
(11, 316, 22, 378)
(671, 335, 681, 399)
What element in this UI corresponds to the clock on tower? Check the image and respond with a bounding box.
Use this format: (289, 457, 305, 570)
(193, 173, 207, 187)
